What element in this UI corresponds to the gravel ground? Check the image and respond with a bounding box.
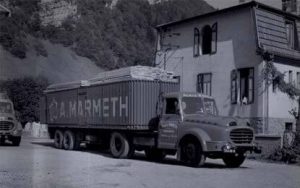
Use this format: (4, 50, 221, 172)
(0, 136, 300, 188)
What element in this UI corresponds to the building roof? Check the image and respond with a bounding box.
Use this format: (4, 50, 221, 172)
(156, 1, 300, 29)
(0, 4, 10, 17)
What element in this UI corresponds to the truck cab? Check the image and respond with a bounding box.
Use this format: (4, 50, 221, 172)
(0, 93, 22, 146)
(155, 92, 260, 167)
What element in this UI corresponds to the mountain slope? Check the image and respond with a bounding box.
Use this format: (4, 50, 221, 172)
(0, 38, 103, 83)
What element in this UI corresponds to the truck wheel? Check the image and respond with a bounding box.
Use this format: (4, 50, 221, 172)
(63, 130, 80, 150)
(54, 130, 64, 149)
(181, 139, 205, 167)
(11, 136, 21, 146)
(145, 148, 166, 161)
(223, 154, 246, 168)
(0, 137, 5, 145)
(110, 132, 133, 158)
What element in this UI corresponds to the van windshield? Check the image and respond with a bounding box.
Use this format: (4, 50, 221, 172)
(181, 97, 218, 115)
(0, 102, 13, 113)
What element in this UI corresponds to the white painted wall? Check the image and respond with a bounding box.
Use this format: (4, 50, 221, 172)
(156, 6, 262, 118)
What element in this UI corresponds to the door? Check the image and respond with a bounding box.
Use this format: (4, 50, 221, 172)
(158, 98, 181, 149)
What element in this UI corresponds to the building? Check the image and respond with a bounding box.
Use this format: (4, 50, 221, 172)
(282, 0, 300, 16)
(155, 1, 300, 137)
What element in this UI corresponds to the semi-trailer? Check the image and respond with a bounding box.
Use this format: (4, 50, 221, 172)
(40, 66, 260, 167)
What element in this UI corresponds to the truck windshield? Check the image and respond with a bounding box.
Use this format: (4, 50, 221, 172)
(181, 97, 218, 115)
(0, 102, 13, 113)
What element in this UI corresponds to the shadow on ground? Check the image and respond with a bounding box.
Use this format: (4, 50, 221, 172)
(31, 140, 248, 169)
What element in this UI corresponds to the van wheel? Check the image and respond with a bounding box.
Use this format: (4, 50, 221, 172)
(11, 136, 21, 146)
(145, 148, 166, 161)
(223, 154, 246, 168)
(181, 139, 205, 167)
(54, 130, 64, 149)
(63, 130, 80, 150)
(110, 132, 133, 158)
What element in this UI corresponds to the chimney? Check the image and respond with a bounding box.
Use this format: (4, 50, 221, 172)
(282, 0, 300, 15)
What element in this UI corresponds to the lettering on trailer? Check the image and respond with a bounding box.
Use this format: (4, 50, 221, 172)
(48, 96, 128, 122)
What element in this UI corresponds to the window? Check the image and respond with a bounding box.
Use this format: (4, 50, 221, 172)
(165, 98, 179, 114)
(231, 68, 254, 105)
(289, 70, 293, 84)
(231, 70, 238, 104)
(201, 25, 212, 55)
(286, 21, 295, 49)
(173, 76, 180, 84)
(285, 122, 293, 131)
(193, 28, 200, 57)
(197, 73, 212, 96)
(240, 68, 254, 104)
(297, 72, 300, 89)
(201, 23, 217, 55)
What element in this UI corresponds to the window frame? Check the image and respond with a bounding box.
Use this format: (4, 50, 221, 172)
(230, 68, 255, 105)
(193, 28, 200, 57)
(197, 73, 212, 96)
(239, 67, 254, 105)
(285, 19, 299, 50)
(231, 70, 238, 104)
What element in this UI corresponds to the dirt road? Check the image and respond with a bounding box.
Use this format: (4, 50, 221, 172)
(0, 137, 299, 188)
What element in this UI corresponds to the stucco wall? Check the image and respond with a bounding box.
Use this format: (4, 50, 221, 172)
(156, 7, 262, 118)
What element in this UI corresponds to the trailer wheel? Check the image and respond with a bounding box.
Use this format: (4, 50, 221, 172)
(63, 130, 80, 150)
(180, 138, 206, 167)
(145, 148, 166, 161)
(222, 154, 246, 168)
(110, 132, 132, 158)
(54, 130, 64, 149)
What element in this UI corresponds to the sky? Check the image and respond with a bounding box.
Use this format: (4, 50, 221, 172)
(205, 0, 282, 9)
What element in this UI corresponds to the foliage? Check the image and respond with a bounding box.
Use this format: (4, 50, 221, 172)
(0, 76, 49, 126)
(0, 0, 42, 58)
(0, 0, 214, 69)
(262, 61, 299, 99)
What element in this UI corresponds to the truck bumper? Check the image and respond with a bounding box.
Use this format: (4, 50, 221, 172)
(0, 130, 22, 139)
(206, 141, 261, 154)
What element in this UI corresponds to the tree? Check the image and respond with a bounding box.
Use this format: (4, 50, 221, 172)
(0, 76, 49, 126)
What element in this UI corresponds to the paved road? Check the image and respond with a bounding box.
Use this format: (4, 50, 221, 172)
(0, 137, 300, 188)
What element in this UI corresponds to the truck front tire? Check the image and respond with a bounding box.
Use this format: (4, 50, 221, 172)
(110, 132, 133, 158)
(11, 136, 21, 146)
(222, 154, 246, 168)
(54, 130, 64, 149)
(180, 138, 206, 167)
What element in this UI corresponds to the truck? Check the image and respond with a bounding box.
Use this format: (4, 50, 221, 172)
(40, 66, 260, 167)
(0, 93, 22, 146)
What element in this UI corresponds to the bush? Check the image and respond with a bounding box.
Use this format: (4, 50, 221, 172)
(0, 76, 49, 127)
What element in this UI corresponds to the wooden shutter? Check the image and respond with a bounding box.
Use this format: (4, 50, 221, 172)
(211, 22, 218, 54)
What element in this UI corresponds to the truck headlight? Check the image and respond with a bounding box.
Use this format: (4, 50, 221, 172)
(222, 143, 235, 153)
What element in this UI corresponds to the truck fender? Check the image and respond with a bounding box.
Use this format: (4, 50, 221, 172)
(178, 128, 211, 152)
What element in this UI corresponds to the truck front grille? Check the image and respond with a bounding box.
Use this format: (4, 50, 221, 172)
(230, 129, 253, 144)
(0, 121, 14, 131)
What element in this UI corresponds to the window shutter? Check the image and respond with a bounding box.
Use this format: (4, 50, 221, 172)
(296, 21, 300, 50)
(231, 70, 237, 104)
(211, 22, 218, 54)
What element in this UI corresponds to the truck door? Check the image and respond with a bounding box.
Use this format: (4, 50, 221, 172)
(158, 97, 180, 149)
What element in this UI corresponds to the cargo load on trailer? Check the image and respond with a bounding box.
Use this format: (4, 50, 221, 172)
(41, 66, 260, 168)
